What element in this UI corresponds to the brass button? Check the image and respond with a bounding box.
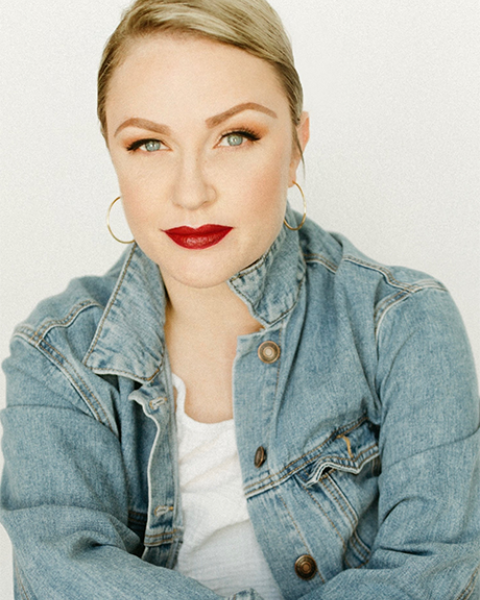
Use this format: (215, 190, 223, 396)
(254, 446, 267, 468)
(258, 341, 281, 364)
(295, 555, 317, 580)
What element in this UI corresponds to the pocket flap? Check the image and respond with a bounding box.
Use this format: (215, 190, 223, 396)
(303, 419, 380, 486)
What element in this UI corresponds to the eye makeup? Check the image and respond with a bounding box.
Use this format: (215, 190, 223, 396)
(126, 138, 164, 152)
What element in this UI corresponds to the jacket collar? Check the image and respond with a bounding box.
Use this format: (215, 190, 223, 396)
(84, 212, 306, 383)
(228, 220, 306, 328)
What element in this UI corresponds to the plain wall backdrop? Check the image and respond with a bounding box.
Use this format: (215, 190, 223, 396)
(1, 1, 479, 597)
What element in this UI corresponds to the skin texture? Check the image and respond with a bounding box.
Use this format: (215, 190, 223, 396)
(106, 34, 309, 422)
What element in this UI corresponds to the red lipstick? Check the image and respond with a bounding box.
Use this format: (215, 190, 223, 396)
(164, 224, 233, 249)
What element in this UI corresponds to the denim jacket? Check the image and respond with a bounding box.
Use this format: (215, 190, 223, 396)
(1, 216, 479, 600)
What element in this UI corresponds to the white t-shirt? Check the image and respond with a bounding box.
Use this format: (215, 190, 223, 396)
(172, 374, 283, 599)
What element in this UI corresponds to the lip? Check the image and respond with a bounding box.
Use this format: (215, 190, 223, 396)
(163, 224, 233, 250)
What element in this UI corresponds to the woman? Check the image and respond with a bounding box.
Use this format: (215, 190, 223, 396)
(1, 0, 479, 598)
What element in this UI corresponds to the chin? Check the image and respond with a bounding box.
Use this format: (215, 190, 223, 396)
(158, 257, 239, 290)
(141, 236, 269, 291)
(169, 270, 234, 291)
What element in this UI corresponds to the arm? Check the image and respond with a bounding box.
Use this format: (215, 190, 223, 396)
(0, 337, 263, 600)
(305, 288, 480, 599)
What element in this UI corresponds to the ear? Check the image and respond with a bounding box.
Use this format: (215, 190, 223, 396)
(289, 111, 310, 185)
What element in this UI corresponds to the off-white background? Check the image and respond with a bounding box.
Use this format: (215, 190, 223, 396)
(1, 1, 479, 597)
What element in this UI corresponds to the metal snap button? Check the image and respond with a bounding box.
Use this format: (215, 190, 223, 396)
(254, 446, 267, 468)
(294, 555, 317, 580)
(258, 341, 281, 364)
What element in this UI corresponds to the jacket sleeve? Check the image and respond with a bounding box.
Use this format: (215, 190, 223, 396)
(304, 287, 480, 599)
(0, 336, 263, 600)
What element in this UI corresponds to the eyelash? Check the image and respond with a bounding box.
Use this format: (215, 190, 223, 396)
(221, 128, 261, 143)
(125, 128, 261, 153)
(126, 139, 161, 152)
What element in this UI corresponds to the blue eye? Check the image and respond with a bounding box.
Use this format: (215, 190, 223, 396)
(127, 138, 164, 152)
(225, 133, 245, 147)
(144, 140, 162, 152)
(219, 129, 260, 148)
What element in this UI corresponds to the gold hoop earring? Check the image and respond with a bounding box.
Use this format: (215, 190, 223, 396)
(284, 181, 307, 231)
(106, 197, 135, 244)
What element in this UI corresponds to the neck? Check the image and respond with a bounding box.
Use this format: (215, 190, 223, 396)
(163, 273, 261, 336)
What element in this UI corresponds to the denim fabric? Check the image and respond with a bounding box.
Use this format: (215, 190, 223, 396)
(1, 216, 479, 599)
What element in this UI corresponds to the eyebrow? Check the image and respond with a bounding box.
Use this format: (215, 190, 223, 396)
(114, 102, 277, 137)
(205, 102, 277, 128)
(114, 118, 171, 137)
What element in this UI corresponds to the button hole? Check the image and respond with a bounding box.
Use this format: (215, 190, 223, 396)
(154, 505, 173, 517)
(149, 397, 167, 411)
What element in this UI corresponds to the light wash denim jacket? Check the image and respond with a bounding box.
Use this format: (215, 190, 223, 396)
(1, 216, 479, 600)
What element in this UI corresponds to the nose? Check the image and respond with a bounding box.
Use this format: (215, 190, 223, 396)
(171, 152, 216, 210)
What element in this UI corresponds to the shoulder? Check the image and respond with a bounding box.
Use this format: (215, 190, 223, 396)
(299, 217, 446, 292)
(7, 250, 128, 366)
(298, 219, 449, 336)
(297, 220, 478, 431)
(1, 250, 135, 430)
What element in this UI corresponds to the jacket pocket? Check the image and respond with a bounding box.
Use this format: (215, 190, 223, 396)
(301, 418, 380, 487)
(296, 418, 381, 569)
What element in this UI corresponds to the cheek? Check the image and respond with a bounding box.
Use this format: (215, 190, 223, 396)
(244, 147, 291, 216)
(115, 182, 157, 237)
(112, 161, 165, 226)
(116, 164, 156, 197)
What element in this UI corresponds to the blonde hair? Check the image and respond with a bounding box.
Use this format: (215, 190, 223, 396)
(97, 0, 303, 141)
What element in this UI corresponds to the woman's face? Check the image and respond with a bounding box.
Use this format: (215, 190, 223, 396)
(106, 34, 309, 290)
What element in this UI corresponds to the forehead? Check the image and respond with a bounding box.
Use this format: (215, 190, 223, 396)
(106, 33, 289, 124)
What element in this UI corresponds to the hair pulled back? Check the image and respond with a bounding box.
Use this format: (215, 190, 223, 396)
(97, 0, 303, 139)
